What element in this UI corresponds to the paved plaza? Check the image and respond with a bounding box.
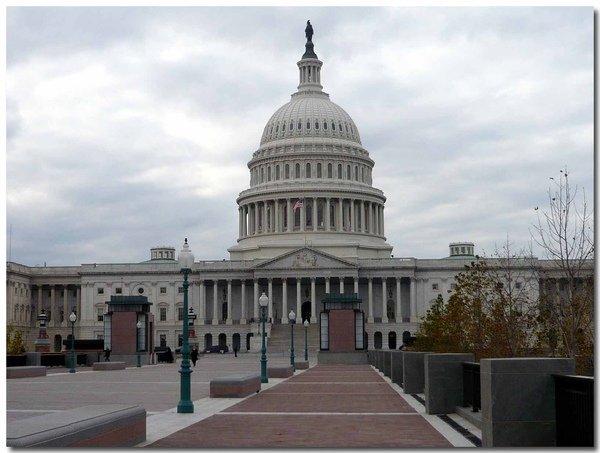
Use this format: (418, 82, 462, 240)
(7, 353, 481, 447)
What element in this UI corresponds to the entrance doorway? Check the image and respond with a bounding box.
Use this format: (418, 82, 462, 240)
(301, 301, 311, 322)
(54, 334, 62, 352)
(232, 333, 241, 351)
(218, 333, 227, 347)
(388, 331, 397, 349)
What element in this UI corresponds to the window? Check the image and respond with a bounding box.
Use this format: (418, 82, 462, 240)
(432, 283, 439, 291)
(339, 123, 342, 132)
(290, 121, 294, 131)
(138, 287, 144, 294)
(178, 307, 184, 321)
(159, 334, 167, 348)
(97, 288, 104, 295)
(160, 307, 167, 321)
(295, 163, 300, 178)
(97, 308, 104, 322)
(317, 163, 322, 178)
(324, 121, 328, 130)
(306, 163, 311, 178)
(267, 166, 271, 181)
(282, 122, 286, 132)
(354, 166, 358, 181)
(260, 167, 264, 183)
(115, 287, 122, 294)
(315, 120, 319, 130)
(337, 164, 342, 179)
(285, 164, 290, 179)
(160, 287, 167, 294)
(306, 120, 311, 130)
(178, 287, 184, 294)
(327, 163, 333, 178)
(347, 165, 351, 180)
(276, 165, 280, 180)
(332, 121, 336, 131)
(275, 124, 279, 133)
(298, 120, 302, 130)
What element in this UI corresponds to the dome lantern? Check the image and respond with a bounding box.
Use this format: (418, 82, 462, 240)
(297, 20, 323, 93)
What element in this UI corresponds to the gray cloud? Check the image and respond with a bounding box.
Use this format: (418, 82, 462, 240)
(6, 7, 593, 265)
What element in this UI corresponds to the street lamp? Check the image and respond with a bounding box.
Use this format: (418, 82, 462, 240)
(303, 319, 309, 361)
(259, 291, 269, 383)
(177, 238, 195, 414)
(69, 310, 77, 373)
(289, 310, 296, 370)
(136, 320, 142, 368)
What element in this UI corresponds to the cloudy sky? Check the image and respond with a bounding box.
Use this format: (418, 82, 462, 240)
(6, 6, 593, 266)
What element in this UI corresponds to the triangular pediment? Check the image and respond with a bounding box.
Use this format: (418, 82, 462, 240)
(254, 247, 357, 270)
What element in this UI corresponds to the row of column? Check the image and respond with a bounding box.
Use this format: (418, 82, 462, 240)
(191, 276, 418, 325)
(238, 197, 384, 238)
(33, 285, 81, 327)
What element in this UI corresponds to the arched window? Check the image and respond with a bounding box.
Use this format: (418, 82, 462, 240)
(337, 164, 342, 179)
(298, 120, 302, 130)
(204, 333, 213, 349)
(345, 123, 349, 133)
(374, 332, 383, 349)
(282, 122, 286, 132)
(275, 165, 280, 180)
(361, 167, 365, 182)
(267, 166, 271, 181)
(324, 121, 328, 130)
(275, 124, 279, 133)
(327, 163, 333, 178)
(332, 121, 336, 131)
(346, 165, 351, 180)
(306, 120, 311, 130)
(317, 163, 322, 178)
(388, 331, 397, 350)
(260, 167, 264, 183)
(290, 121, 294, 131)
(295, 163, 301, 178)
(315, 120, 319, 130)
(306, 163, 311, 178)
(339, 123, 343, 133)
(285, 164, 290, 179)
(354, 166, 358, 181)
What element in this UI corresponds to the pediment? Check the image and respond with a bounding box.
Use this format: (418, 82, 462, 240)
(254, 247, 357, 270)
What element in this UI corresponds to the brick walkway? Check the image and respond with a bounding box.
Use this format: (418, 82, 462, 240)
(147, 364, 453, 448)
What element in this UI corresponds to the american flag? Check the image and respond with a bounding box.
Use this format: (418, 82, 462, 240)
(293, 198, 304, 212)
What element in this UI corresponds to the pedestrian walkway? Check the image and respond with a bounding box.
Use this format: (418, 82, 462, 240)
(145, 364, 477, 448)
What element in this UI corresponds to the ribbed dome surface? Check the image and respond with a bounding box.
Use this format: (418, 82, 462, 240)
(260, 92, 362, 146)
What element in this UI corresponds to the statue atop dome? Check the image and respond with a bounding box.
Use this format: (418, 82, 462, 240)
(305, 20, 313, 42)
(302, 20, 318, 59)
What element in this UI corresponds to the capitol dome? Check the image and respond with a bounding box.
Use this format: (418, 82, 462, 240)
(229, 22, 393, 261)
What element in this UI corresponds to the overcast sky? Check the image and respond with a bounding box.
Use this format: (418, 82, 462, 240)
(6, 6, 593, 266)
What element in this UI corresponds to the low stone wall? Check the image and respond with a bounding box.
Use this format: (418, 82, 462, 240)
(268, 366, 294, 378)
(92, 362, 126, 371)
(481, 357, 575, 447)
(402, 351, 431, 394)
(383, 351, 392, 377)
(7, 404, 146, 447)
(210, 374, 261, 398)
(390, 351, 404, 386)
(7, 366, 47, 379)
(424, 353, 474, 415)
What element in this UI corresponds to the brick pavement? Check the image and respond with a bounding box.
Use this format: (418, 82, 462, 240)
(147, 364, 454, 448)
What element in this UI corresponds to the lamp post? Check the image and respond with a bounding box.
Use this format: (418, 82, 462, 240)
(69, 310, 77, 373)
(303, 319, 309, 361)
(289, 310, 296, 370)
(177, 238, 194, 414)
(136, 320, 142, 367)
(259, 292, 269, 383)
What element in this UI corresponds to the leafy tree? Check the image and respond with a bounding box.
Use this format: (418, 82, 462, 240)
(531, 168, 594, 366)
(7, 324, 28, 355)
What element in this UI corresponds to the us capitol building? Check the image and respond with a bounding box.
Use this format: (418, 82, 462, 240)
(6, 24, 546, 355)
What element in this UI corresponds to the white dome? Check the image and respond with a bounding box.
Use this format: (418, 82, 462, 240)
(260, 91, 362, 146)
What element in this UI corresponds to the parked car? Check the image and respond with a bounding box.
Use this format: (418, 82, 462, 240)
(204, 345, 229, 354)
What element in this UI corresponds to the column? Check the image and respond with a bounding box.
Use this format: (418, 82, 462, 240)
(382, 278, 388, 323)
(254, 202, 259, 235)
(296, 278, 301, 320)
(367, 278, 374, 323)
(226, 280, 232, 324)
(325, 197, 331, 231)
(353, 277, 358, 295)
(310, 278, 316, 323)
(238, 207, 243, 238)
(37, 286, 42, 315)
(240, 280, 247, 324)
(262, 201, 267, 233)
(325, 277, 330, 294)
(268, 279, 273, 321)
(199, 280, 206, 324)
(396, 278, 402, 323)
(361, 200, 365, 232)
(370, 202, 375, 233)
(410, 278, 417, 322)
(50, 286, 56, 326)
(242, 205, 247, 236)
(282, 279, 288, 324)
(253, 280, 259, 320)
(274, 199, 279, 233)
(212, 280, 219, 325)
(312, 197, 317, 231)
(350, 199, 355, 232)
(337, 198, 343, 232)
(300, 201, 306, 232)
(62, 286, 69, 326)
(381, 205, 385, 236)
(374, 204, 379, 236)
(75, 286, 81, 321)
(339, 277, 344, 294)
(287, 198, 292, 232)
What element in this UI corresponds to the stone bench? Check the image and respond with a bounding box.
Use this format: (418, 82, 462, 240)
(268, 366, 294, 378)
(92, 361, 126, 371)
(7, 366, 47, 379)
(7, 404, 146, 447)
(295, 361, 309, 370)
(210, 373, 261, 398)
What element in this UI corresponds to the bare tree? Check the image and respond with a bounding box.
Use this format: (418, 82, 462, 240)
(531, 167, 594, 361)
